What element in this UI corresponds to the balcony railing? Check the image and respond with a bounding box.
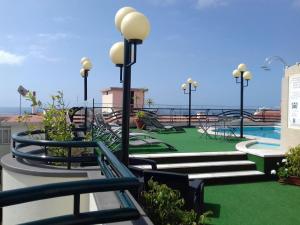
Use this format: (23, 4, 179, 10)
(0, 130, 141, 225)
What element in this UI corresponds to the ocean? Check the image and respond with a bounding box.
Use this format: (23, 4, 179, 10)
(0, 107, 33, 115)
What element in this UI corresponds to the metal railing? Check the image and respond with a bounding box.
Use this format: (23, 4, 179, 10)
(0, 130, 141, 225)
(91, 106, 281, 125)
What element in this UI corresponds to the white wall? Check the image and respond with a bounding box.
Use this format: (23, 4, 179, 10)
(2, 169, 89, 225)
(281, 64, 300, 150)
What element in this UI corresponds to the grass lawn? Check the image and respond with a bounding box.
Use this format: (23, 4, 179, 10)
(129, 128, 245, 154)
(205, 181, 300, 225)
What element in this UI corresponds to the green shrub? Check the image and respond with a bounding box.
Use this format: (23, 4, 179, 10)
(136, 111, 145, 119)
(274, 145, 300, 179)
(142, 179, 212, 225)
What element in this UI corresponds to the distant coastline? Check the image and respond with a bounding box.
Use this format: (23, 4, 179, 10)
(0, 107, 32, 115)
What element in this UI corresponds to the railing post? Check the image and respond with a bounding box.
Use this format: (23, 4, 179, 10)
(73, 193, 80, 216)
(67, 147, 71, 169)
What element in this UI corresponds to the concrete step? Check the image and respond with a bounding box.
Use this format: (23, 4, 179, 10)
(133, 160, 256, 173)
(189, 170, 265, 184)
(130, 151, 247, 164)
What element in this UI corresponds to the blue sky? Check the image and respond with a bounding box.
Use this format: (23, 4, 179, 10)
(0, 0, 300, 108)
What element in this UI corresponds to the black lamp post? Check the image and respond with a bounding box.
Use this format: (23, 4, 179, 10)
(80, 57, 92, 131)
(232, 64, 252, 138)
(181, 78, 198, 127)
(110, 7, 150, 166)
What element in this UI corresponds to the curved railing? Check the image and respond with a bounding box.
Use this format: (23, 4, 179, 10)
(0, 130, 141, 225)
(12, 130, 98, 169)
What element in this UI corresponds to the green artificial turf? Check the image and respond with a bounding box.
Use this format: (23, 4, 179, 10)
(129, 128, 245, 154)
(205, 181, 300, 225)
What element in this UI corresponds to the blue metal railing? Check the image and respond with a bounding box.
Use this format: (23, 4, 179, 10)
(0, 130, 141, 225)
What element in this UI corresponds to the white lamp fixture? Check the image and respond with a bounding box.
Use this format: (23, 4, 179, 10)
(243, 71, 252, 80)
(80, 68, 85, 77)
(80, 57, 90, 65)
(109, 42, 124, 65)
(187, 78, 193, 84)
(120, 11, 150, 42)
(115, 6, 136, 32)
(232, 69, 241, 78)
(82, 60, 92, 70)
(238, 63, 247, 72)
(181, 83, 187, 90)
(192, 81, 198, 88)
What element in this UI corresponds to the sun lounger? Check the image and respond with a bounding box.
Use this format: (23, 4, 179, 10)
(93, 113, 176, 151)
(141, 112, 185, 133)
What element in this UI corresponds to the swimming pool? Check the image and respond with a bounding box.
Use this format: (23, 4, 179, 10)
(217, 126, 281, 139)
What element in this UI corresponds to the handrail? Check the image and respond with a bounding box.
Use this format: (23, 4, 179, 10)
(4, 130, 142, 224)
(0, 178, 138, 208)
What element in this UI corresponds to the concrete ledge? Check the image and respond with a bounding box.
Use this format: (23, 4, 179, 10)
(1, 153, 99, 177)
(236, 140, 285, 157)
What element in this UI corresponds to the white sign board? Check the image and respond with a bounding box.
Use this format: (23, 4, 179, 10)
(288, 74, 300, 129)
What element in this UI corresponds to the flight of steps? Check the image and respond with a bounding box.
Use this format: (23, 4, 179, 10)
(130, 151, 265, 184)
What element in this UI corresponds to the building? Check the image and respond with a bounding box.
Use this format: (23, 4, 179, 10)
(101, 87, 148, 113)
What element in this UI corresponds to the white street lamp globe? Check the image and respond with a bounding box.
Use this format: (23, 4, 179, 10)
(80, 68, 85, 77)
(187, 78, 193, 84)
(192, 81, 198, 88)
(82, 60, 92, 70)
(238, 63, 247, 72)
(243, 71, 252, 80)
(109, 42, 124, 65)
(232, 69, 241, 78)
(181, 83, 187, 90)
(115, 6, 136, 32)
(121, 11, 150, 42)
(80, 57, 90, 65)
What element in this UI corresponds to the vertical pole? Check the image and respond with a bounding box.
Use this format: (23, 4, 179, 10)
(188, 83, 192, 127)
(121, 38, 132, 166)
(19, 94, 21, 116)
(240, 72, 244, 138)
(84, 71, 88, 133)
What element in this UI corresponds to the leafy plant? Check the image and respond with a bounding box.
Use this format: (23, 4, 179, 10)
(272, 145, 300, 179)
(136, 111, 145, 119)
(142, 179, 212, 225)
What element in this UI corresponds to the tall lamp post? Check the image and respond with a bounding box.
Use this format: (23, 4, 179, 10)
(109, 7, 150, 166)
(80, 57, 92, 131)
(181, 78, 198, 127)
(232, 64, 252, 138)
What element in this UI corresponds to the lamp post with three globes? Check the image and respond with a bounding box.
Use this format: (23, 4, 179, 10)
(109, 7, 150, 165)
(232, 63, 252, 138)
(181, 78, 198, 127)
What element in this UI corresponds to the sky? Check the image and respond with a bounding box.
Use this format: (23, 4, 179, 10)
(0, 0, 300, 109)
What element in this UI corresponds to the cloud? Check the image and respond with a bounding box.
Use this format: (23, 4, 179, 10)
(0, 50, 25, 65)
(196, 0, 228, 10)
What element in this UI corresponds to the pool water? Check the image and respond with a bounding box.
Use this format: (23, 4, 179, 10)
(217, 126, 281, 139)
(248, 142, 280, 149)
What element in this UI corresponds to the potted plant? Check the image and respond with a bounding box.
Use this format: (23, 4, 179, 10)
(271, 145, 300, 186)
(135, 111, 146, 129)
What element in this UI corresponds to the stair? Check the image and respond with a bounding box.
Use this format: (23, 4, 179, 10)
(130, 151, 265, 184)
